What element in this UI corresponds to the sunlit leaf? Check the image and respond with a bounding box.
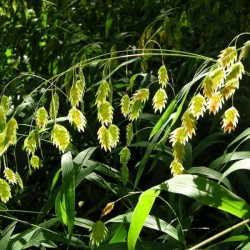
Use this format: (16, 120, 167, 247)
(128, 189, 160, 250)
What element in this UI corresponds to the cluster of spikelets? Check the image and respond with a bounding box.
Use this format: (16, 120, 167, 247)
(23, 70, 87, 170)
(0, 95, 23, 203)
(169, 45, 246, 176)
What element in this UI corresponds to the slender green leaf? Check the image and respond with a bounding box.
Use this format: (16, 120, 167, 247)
(220, 159, 250, 182)
(154, 174, 250, 219)
(128, 189, 160, 250)
(185, 167, 231, 190)
(208, 151, 250, 170)
(0, 221, 17, 250)
(61, 152, 75, 239)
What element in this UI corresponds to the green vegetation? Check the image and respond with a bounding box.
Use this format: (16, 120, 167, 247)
(1, 1, 250, 249)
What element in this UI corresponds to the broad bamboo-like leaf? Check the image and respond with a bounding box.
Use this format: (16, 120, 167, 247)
(49, 92, 59, 119)
(68, 107, 86, 132)
(90, 220, 108, 247)
(0, 178, 12, 203)
(51, 124, 70, 152)
(95, 80, 110, 106)
(154, 174, 250, 219)
(120, 147, 131, 165)
(4, 168, 17, 184)
(23, 130, 37, 155)
(30, 155, 42, 169)
(158, 65, 168, 88)
(97, 126, 112, 152)
(128, 189, 160, 250)
(61, 151, 75, 239)
(189, 94, 206, 119)
(0, 221, 16, 250)
(152, 88, 167, 113)
(97, 101, 113, 125)
(108, 124, 119, 148)
(221, 106, 239, 133)
(218, 46, 237, 69)
(120, 94, 130, 118)
(126, 123, 133, 146)
(220, 159, 250, 182)
(129, 100, 142, 121)
(36, 107, 48, 129)
(207, 92, 224, 115)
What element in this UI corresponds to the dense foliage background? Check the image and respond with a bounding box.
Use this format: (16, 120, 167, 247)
(0, 1, 250, 249)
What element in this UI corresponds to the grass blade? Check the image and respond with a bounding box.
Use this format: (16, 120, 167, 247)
(155, 174, 250, 219)
(61, 151, 75, 240)
(127, 189, 160, 250)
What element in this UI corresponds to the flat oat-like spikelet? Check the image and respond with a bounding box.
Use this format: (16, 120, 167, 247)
(218, 46, 237, 69)
(49, 92, 59, 119)
(170, 159, 184, 176)
(119, 147, 131, 165)
(30, 155, 42, 169)
(189, 94, 206, 119)
(97, 101, 113, 126)
(90, 220, 108, 247)
(51, 124, 70, 152)
(4, 167, 17, 184)
(131, 88, 149, 104)
(126, 123, 133, 146)
(23, 130, 37, 155)
(68, 107, 86, 132)
(207, 92, 224, 115)
(169, 127, 189, 146)
(152, 88, 167, 113)
(97, 125, 112, 152)
(221, 106, 239, 133)
(108, 124, 120, 148)
(158, 64, 169, 88)
(95, 80, 110, 106)
(120, 94, 130, 118)
(36, 107, 48, 129)
(129, 100, 142, 121)
(5, 117, 18, 146)
(0, 178, 12, 203)
(181, 110, 196, 139)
